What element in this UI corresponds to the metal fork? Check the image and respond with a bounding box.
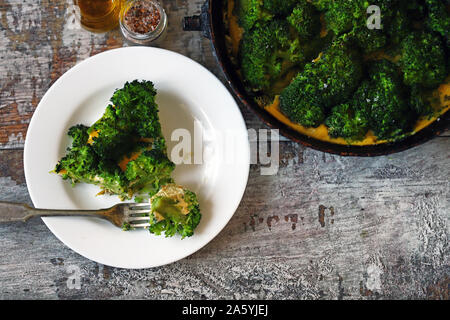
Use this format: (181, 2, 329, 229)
(0, 201, 152, 229)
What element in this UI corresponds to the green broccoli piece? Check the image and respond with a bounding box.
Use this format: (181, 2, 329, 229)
(425, 0, 450, 38)
(270, 19, 290, 47)
(55, 124, 99, 184)
(323, 0, 365, 35)
(236, 0, 270, 31)
(341, 0, 403, 52)
(409, 85, 434, 117)
(110, 80, 161, 139)
(124, 147, 175, 196)
(280, 38, 363, 127)
(89, 80, 163, 160)
(279, 77, 325, 127)
(323, 0, 397, 43)
(287, 2, 321, 39)
(385, 7, 410, 45)
(309, 0, 331, 11)
(54, 125, 131, 197)
(312, 38, 364, 106)
(149, 184, 202, 239)
(354, 60, 412, 140)
(240, 22, 278, 91)
(94, 160, 133, 197)
(67, 124, 90, 148)
(325, 103, 369, 141)
(354, 26, 387, 54)
(240, 20, 300, 91)
(285, 38, 305, 64)
(88, 105, 135, 161)
(262, 0, 297, 16)
(400, 32, 447, 88)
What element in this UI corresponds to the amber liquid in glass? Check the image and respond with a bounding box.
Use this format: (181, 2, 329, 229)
(74, 0, 123, 32)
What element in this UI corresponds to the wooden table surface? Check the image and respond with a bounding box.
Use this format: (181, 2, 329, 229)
(0, 0, 449, 300)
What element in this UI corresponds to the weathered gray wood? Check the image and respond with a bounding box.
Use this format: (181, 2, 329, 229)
(0, 0, 448, 300)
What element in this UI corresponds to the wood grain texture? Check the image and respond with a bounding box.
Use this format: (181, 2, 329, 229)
(0, 0, 449, 300)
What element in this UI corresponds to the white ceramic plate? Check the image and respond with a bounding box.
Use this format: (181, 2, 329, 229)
(24, 47, 250, 269)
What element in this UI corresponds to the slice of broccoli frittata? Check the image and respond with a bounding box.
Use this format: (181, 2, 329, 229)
(54, 80, 175, 201)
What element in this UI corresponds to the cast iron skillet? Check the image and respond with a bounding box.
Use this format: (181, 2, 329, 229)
(183, 0, 449, 157)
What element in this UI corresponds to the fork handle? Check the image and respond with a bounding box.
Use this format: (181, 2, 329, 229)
(0, 201, 112, 223)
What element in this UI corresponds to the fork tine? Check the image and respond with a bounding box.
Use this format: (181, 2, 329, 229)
(127, 209, 151, 215)
(128, 202, 151, 208)
(130, 222, 151, 228)
(127, 216, 150, 221)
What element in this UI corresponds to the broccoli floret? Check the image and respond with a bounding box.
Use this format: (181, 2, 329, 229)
(241, 20, 300, 91)
(110, 80, 161, 139)
(354, 61, 412, 140)
(323, 0, 365, 35)
(341, 0, 404, 51)
(67, 124, 90, 148)
(279, 77, 325, 127)
(326, 0, 400, 51)
(285, 38, 305, 64)
(55, 130, 131, 198)
(240, 22, 278, 90)
(270, 19, 290, 47)
(280, 39, 363, 127)
(409, 85, 434, 116)
(95, 160, 132, 197)
(287, 2, 320, 39)
(236, 0, 270, 31)
(309, 0, 331, 11)
(400, 32, 447, 88)
(385, 7, 410, 45)
(354, 26, 387, 54)
(88, 105, 135, 160)
(323, 0, 397, 41)
(55, 125, 99, 184)
(311, 38, 364, 105)
(124, 147, 175, 196)
(325, 103, 369, 141)
(149, 184, 202, 239)
(89, 80, 163, 160)
(263, 0, 297, 16)
(352, 0, 396, 54)
(425, 0, 450, 38)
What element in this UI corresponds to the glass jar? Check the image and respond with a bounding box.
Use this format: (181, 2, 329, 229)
(73, 0, 123, 33)
(119, 0, 168, 46)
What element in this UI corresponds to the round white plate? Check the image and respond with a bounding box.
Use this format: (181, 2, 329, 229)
(24, 47, 250, 269)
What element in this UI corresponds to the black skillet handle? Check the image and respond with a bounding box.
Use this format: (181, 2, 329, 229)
(182, 0, 211, 39)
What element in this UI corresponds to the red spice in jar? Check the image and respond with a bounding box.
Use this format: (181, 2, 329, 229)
(124, 1, 161, 34)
